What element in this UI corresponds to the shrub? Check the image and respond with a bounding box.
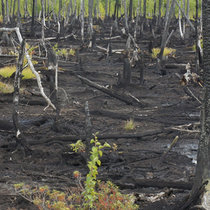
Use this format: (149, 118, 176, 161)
(14, 135, 138, 209)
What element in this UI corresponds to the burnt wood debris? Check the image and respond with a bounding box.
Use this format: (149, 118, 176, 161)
(0, 0, 208, 209)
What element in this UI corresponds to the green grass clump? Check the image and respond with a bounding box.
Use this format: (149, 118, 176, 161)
(0, 65, 36, 80)
(124, 119, 135, 131)
(152, 47, 176, 59)
(0, 81, 14, 93)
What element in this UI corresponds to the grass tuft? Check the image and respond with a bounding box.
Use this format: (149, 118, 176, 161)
(124, 119, 135, 131)
(0, 81, 14, 94)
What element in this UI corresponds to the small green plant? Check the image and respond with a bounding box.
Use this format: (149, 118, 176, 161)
(70, 140, 86, 153)
(14, 134, 138, 209)
(82, 134, 111, 208)
(124, 119, 135, 131)
(151, 47, 176, 59)
(53, 44, 75, 60)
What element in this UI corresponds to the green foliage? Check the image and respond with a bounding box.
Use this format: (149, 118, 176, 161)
(0, 0, 202, 20)
(151, 47, 176, 59)
(0, 43, 38, 80)
(70, 140, 86, 153)
(82, 134, 111, 208)
(14, 135, 138, 209)
(53, 44, 75, 60)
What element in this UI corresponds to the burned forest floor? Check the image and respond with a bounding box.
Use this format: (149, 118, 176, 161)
(0, 18, 202, 209)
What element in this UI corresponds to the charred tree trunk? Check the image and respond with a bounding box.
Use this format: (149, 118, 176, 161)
(80, 0, 85, 42)
(1, 0, 5, 24)
(158, 0, 162, 25)
(31, 0, 35, 37)
(143, 0, 146, 18)
(6, 0, 10, 23)
(13, 40, 30, 152)
(17, 0, 21, 27)
(122, 56, 131, 86)
(188, 0, 210, 209)
(158, 0, 175, 74)
(129, 0, 133, 20)
(195, 0, 199, 71)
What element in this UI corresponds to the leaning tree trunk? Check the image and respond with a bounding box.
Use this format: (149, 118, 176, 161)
(191, 0, 210, 208)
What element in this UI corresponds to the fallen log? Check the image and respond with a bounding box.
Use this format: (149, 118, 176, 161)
(77, 75, 146, 107)
(30, 129, 166, 145)
(90, 109, 148, 121)
(116, 178, 193, 190)
(165, 63, 188, 69)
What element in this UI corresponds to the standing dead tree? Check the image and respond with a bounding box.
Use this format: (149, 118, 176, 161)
(0, 27, 56, 110)
(13, 39, 31, 151)
(158, 0, 175, 74)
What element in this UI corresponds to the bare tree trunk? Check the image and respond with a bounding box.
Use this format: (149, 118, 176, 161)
(88, 0, 94, 47)
(31, 0, 35, 36)
(41, 0, 47, 56)
(51, 0, 57, 22)
(182, 0, 186, 36)
(186, 1, 210, 209)
(2, 0, 5, 24)
(178, 0, 184, 40)
(5, 0, 10, 23)
(80, 0, 85, 42)
(105, 0, 108, 18)
(59, 0, 62, 21)
(17, 0, 21, 27)
(134, 0, 140, 40)
(158, 0, 176, 73)
(13, 39, 31, 152)
(195, 0, 199, 72)
(74, 0, 77, 18)
(123, 0, 129, 31)
(129, 0, 133, 20)
(158, 0, 162, 25)
(143, 0, 146, 18)
(24, 0, 28, 18)
(12, 0, 16, 19)
(186, 0, 190, 19)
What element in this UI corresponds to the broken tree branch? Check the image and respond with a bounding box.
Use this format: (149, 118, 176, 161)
(77, 75, 146, 107)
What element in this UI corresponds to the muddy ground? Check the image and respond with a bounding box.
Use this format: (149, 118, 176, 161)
(0, 19, 202, 209)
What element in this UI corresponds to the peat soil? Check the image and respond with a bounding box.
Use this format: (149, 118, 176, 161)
(0, 20, 201, 209)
